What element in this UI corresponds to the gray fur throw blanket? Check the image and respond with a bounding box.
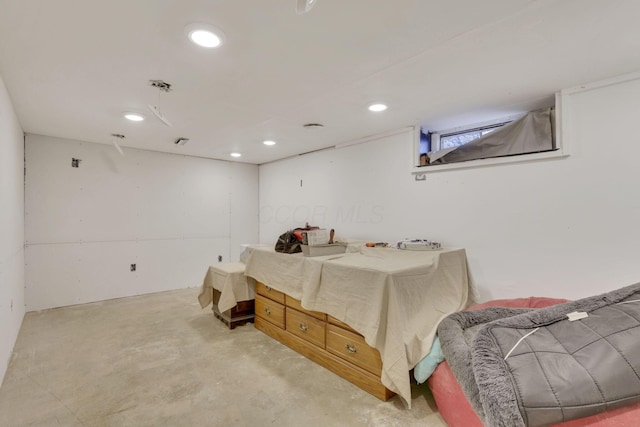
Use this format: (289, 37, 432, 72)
(438, 282, 640, 427)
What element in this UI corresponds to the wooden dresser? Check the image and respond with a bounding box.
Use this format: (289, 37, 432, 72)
(254, 281, 394, 401)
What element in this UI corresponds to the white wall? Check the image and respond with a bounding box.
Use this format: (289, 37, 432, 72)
(229, 162, 260, 261)
(0, 75, 25, 385)
(25, 135, 259, 311)
(259, 75, 640, 302)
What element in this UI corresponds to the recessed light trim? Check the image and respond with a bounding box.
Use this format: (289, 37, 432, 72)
(230, 152, 242, 158)
(124, 112, 145, 122)
(303, 123, 324, 129)
(263, 140, 276, 146)
(185, 23, 225, 48)
(368, 103, 388, 112)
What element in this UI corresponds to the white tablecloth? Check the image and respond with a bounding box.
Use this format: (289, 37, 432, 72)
(244, 246, 473, 408)
(198, 262, 255, 313)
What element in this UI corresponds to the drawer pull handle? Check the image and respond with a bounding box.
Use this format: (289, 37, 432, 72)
(265, 286, 272, 291)
(299, 323, 308, 332)
(264, 307, 271, 315)
(345, 343, 357, 354)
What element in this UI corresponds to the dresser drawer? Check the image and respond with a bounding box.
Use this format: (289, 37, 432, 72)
(285, 296, 326, 321)
(327, 315, 359, 334)
(255, 281, 286, 304)
(326, 324, 382, 376)
(286, 308, 326, 348)
(255, 294, 285, 329)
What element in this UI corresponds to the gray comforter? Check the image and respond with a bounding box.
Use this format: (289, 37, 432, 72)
(438, 283, 640, 427)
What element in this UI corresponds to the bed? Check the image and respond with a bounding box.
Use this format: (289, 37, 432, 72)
(429, 287, 640, 427)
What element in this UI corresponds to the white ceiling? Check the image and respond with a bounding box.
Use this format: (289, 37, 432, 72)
(1, 0, 639, 165)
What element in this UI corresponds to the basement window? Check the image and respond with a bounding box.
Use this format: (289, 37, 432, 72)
(413, 96, 566, 174)
(439, 122, 507, 150)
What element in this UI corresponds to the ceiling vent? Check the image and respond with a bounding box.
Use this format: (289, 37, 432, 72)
(149, 80, 172, 92)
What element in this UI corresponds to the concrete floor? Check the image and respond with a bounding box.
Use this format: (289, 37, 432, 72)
(0, 289, 447, 427)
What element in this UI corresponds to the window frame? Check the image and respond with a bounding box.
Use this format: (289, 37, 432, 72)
(411, 92, 569, 176)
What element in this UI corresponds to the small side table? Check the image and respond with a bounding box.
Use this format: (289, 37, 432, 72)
(206, 262, 255, 329)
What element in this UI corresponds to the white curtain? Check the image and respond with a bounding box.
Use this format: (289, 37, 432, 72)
(429, 108, 554, 165)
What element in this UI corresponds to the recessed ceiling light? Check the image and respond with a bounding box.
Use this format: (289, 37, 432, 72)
(297, 0, 318, 14)
(230, 152, 242, 158)
(185, 23, 225, 48)
(124, 112, 145, 122)
(263, 140, 276, 146)
(368, 103, 388, 112)
(190, 30, 221, 47)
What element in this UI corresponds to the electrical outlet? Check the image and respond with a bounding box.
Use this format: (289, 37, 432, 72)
(130, 264, 136, 272)
(71, 158, 81, 168)
(218, 255, 222, 262)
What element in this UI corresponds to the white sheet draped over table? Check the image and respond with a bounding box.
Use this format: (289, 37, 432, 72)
(198, 262, 255, 313)
(244, 245, 473, 408)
